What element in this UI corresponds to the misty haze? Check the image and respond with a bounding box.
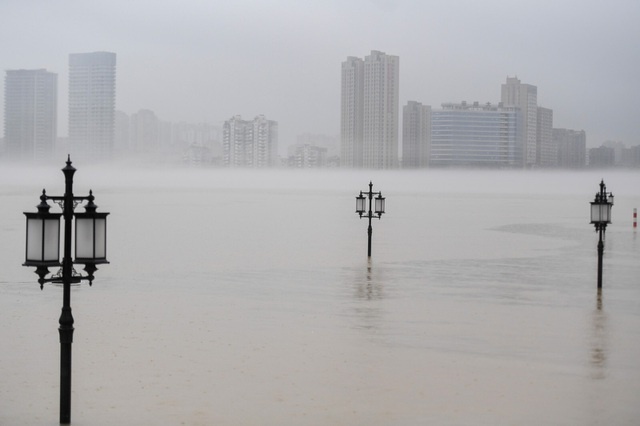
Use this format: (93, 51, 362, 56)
(2, 1, 640, 425)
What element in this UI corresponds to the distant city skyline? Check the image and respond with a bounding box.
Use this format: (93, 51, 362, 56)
(1, 1, 638, 151)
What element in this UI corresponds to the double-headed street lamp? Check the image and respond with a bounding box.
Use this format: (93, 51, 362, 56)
(590, 179, 613, 290)
(23, 156, 109, 424)
(355, 181, 385, 257)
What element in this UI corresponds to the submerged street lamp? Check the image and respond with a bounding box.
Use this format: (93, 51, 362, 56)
(23, 156, 109, 424)
(355, 181, 386, 257)
(590, 179, 613, 290)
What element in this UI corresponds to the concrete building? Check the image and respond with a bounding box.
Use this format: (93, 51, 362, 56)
(554, 128, 586, 168)
(3, 69, 57, 161)
(589, 146, 615, 168)
(429, 102, 521, 168)
(341, 51, 399, 168)
(501, 77, 537, 167)
(289, 144, 328, 168)
(536, 107, 555, 167)
(402, 101, 431, 168)
(340, 56, 364, 168)
(68, 52, 116, 161)
(223, 115, 278, 167)
(602, 141, 626, 166)
(622, 145, 640, 168)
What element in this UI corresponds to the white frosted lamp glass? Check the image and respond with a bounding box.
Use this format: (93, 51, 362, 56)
(74, 212, 109, 264)
(356, 194, 366, 214)
(590, 202, 602, 223)
(603, 203, 612, 223)
(24, 212, 61, 266)
(375, 195, 385, 215)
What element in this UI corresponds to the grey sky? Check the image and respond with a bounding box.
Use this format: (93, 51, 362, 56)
(1, 0, 639, 149)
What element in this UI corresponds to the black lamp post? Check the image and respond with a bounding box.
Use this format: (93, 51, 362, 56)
(355, 181, 385, 257)
(23, 156, 109, 424)
(590, 179, 613, 290)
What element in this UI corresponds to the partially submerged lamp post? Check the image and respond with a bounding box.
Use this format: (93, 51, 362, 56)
(23, 156, 109, 424)
(590, 179, 613, 290)
(355, 181, 385, 257)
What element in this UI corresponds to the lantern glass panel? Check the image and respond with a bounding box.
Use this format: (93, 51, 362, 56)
(26, 217, 60, 263)
(94, 218, 106, 259)
(75, 217, 94, 259)
(375, 197, 385, 214)
(590, 203, 601, 223)
(603, 204, 612, 223)
(26, 218, 43, 261)
(43, 219, 60, 261)
(356, 196, 366, 213)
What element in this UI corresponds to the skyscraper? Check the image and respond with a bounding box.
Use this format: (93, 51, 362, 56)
(501, 76, 537, 168)
(3, 69, 57, 161)
(340, 57, 364, 168)
(536, 106, 555, 167)
(341, 51, 399, 169)
(402, 101, 431, 168)
(68, 52, 116, 161)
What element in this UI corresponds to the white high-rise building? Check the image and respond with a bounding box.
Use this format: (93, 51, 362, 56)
(68, 52, 116, 161)
(341, 51, 399, 168)
(402, 101, 431, 168)
(3, 69, 57, 161)
(501, 76, 537, 167)
(536, 106, 555, 167)
(340, 56, 364, 168)
(223, 115, 278, 167)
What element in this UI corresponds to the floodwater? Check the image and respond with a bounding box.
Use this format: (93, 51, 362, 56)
(1, 167, 639, 425)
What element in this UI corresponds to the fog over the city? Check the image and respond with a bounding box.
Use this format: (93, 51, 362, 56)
(1, 0, 639, 150)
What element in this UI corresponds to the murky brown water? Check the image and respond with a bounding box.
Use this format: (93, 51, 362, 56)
(2, 168, 639, 425)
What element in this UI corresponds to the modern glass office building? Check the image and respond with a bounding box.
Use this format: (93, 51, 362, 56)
(430, 102, 522, 168)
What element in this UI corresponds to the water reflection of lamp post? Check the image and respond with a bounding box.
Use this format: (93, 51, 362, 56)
(590, 180, 613, 290)
(23, 156, 109, 424)
(355, 181, 385, 257)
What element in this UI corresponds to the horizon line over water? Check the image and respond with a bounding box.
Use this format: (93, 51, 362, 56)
(1, 168, 639, 425)
(3, 162, 639, 195)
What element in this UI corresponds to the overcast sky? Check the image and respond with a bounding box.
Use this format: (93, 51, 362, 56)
(1, 0, 639, 149)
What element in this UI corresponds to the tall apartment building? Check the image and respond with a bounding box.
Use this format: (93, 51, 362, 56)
(536, 107, 555, 167)
(501, 77, 537, 167)
(3, 69, 57, 161)
(554, 128, 586, 168)
(222, 115, 278, 167)
(68, 52, 116, 161)
(341, 56, 364, 168)
(402, 101, 431, 168)
(341, 51, 399, 169)
(430, 102, 521, 168)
